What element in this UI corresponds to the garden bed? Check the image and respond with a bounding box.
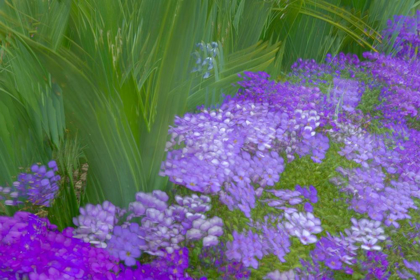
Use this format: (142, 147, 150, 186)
(1, 10, 420, 280)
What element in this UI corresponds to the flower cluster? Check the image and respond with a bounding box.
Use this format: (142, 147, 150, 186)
(348, 218, 387, 251)
(187, 215, 224, 247)
(362, 51, 420, 122)
(326, 117, 368, 143)
(106, 223, 146, 266)
(398, 259, 420, 279)
(381, 10, 420, 59)
(260, 189, 302, 212)
(72, 191, 224, 261)
(309, 218, 387, 276)
(72, 200, 121, 248)
(386, 122, 420, 177)
(135, 192, 222, 255)
(199, 240, 251, 280)
(337, 132, 401, 172)
(1, 211, 208, 279)
(311, 233, 357, 272)
(261, 184, 319, 214)
(226, 214, 294, 269)
(327, 78, 363, 115)
(0, 161, 61, 207)
(359, 251, 390, 279)
(294, 258, 335, 280)
(289, 53, 360, 85)
(115, 247, 207, 280)
(160, 72, 335, 217)
(283, 211, 322, 245)
(258, 217, 291, 263)
(219, 180, 257, 218)
(225, 229, 266, 269)
(161, 98, 287, 216)
(0, 211, 121, 279)
(283, 109, 329, 163)
(264, 269, 296, 280)
(192, 42, 218, 79)
(332, 166, 417, 228)
(148, 247, 191, 279)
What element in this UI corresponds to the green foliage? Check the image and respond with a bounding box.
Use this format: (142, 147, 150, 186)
(0, 0, 285, 211)
(48, 131, 87, 230)
(0, 0, 70, 215)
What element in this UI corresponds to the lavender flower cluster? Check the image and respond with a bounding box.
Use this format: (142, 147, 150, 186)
(360, 251, 390, 279)
(0, 161, 61, 207)
(71, 191, 224, 265)
(382, 10, 420, 59)
(331, 165, 417, 228)
(226, 208, 322, 270)
(311, 218, 387, 270)
(263, 218, 389, 279)
(362, 51, 420, 122)
(290, 53, 360, 85)
(160, 72, 335, 218)
(260, 184, 318, 214)
(72, 200, 123, 248)
(199, 240, 251, 279)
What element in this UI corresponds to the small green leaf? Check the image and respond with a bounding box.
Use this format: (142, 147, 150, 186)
(351, 272, 365, 279)
(227, 233, 234, 242)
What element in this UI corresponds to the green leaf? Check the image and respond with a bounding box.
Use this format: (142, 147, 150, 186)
(351, 272, 365, 279)
(227, 233, 234, 241)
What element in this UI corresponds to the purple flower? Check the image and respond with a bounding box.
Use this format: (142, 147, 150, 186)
(304, 202, 314, 213)
(153, 190, 169, 202)
(295, 230, 317, 245)
(186, 228, 203, 240)
(2, 161, 61, 207)
(203, 235, 219, 247)
(118, 243, 141, 266)
(208, 226, 223, 237)
(73, 201, 118, 248)
(309, 185, 318, 203)
(0, 211, 121, 278)
(361, 237, 381, 251)
(325, 257, 343, 270)
(297, 185, 310, 199)
(128, 201, 146, 216)
(384, 214, 400, 228)
(289, 197, 303, 205)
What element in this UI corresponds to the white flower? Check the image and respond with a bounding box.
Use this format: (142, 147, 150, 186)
(361, 237, 381, 251)
(296, 229, 317, 245)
